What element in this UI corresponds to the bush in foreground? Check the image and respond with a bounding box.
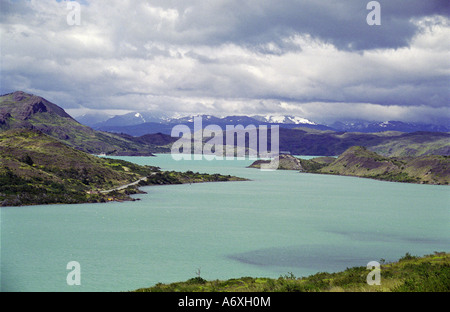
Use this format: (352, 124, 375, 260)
(133, 252, 449, 292)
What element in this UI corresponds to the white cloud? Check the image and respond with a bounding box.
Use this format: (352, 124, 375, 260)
(0, 0, 449, 125)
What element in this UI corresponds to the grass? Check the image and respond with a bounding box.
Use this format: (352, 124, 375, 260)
(0, 128, 247, 206)
(133, 252, 449, 292)
(313, 146, 449, 185)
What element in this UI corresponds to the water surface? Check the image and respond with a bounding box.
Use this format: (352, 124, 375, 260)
(1, 154, 449, 291)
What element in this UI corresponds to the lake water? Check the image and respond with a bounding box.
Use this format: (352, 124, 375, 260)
(1, 154, 449, 292)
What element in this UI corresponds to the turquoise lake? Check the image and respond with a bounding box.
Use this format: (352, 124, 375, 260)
(1, 154, 449, 292)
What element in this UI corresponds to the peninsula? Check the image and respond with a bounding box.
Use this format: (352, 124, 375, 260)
(248, 147, 449, 185)
(0, 129, 246, 207)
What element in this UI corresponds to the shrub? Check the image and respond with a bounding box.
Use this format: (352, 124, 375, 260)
(186, 277, 207, 285)
(399, 252, 418, 262)
(394, 263, 450, 292)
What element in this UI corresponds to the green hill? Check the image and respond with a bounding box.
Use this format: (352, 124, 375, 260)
(317, 146, 449, 185)
(277, 128, 450, 157)
(0, 129, 246, 206)
(0, 91, 160, 156)
(248, 147, 449, 185)
(0, 128, 156, 206)
(133, 252, 449, 292)
(368, 131, 450, 157)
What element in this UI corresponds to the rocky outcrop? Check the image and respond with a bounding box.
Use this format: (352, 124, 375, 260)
(248, 146, 449, 185)
(248, 154, 304, 170)
(319, 146, 449, 185)
(0, 91, 156, 156)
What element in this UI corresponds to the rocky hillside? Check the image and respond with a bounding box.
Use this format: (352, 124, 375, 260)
(0, 128, 246, 206)
(0, 91, 159, 156)
(318, 146, 449, 185)
(247, 154, 304, 170)
(248, 147, 449, 185)
(0, 128, 158, 206)
(368, 131, 450, 157)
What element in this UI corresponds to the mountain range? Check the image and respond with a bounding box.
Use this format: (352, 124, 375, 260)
(79, 112, 332, 136)
(2, 91, 449, 158)
(78, 111, 450, 136)
(330, 120, 449, 133)
(0, 90, 449, 205)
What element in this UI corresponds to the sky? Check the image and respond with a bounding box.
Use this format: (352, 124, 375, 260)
(1, 0, 449, 125)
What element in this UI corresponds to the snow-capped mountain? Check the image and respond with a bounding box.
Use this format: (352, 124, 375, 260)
(133, 112, 147, 123)
(169, 114, 319, 127)
(89, 111, 449, 137)
(331, 120, 450, 133)
(88, 112, 333, 135)
(170, 114, 223, 124)
(251, 114, 317, 125)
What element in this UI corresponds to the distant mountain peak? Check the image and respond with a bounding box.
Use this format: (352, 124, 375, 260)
(330, 119, 450, 133)
(134, 112, 146, 122)
(252, 114, 317, 125)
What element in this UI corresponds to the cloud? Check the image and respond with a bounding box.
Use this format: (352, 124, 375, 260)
(0, 0, 449, 125)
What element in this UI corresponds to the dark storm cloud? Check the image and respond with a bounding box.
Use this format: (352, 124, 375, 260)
(0, 0, 449, 124)
(174, 0, 450, 50)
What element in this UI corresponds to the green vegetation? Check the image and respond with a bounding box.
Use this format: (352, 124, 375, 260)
(249, 146, 449, 185)
(298, 156, 335, 172)
(133, 252, 449, 292)
(0, 129, 246, 206)
(141, 170, 246, 186)
(0, 128, 154, 206)
(369, 132, 450, 157)
(317, 146, 449, 185)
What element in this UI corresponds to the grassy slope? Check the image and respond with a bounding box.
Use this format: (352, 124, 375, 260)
(133, 252, 449, 292)
(0, 128, 157, 206)
(0, 129, 247, 206)
(369, 132, 450, 157)
(247, 146, 449, 185)
(317, 146, 450, 185)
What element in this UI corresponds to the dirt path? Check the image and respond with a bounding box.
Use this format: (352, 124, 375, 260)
(100, 176, 149, 194)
